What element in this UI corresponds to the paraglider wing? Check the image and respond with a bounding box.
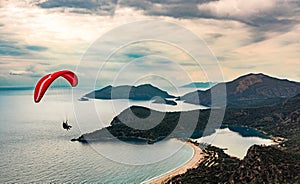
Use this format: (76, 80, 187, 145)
(34, 70, 78, 103)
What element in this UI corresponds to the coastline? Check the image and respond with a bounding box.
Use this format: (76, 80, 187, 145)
(142, 140, 206, 184)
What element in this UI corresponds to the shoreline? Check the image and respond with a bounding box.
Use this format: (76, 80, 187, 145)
(142, 140, 206, 184)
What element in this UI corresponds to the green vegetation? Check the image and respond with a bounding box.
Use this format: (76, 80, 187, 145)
(76, 106, 210, 143)
(167, 145, 300, 184)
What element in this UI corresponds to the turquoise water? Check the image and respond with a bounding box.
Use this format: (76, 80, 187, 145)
(194, 128, 275, 159)
(225, 126, 270, 139)
(0, 88, 194, 183)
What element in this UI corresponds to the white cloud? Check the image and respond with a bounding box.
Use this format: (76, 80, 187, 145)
(197, 0, 279, 19)
(9, 70, 31, 76)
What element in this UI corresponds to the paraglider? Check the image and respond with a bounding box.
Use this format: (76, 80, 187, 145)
(62, 120, 72, 131)
(34, 70, 78, 103)
(34, 70, 78, 131)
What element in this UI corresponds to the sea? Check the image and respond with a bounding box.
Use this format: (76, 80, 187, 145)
(0, 87, 274, 183)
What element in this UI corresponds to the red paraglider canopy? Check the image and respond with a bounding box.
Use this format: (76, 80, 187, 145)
(34, 70, 78, 103)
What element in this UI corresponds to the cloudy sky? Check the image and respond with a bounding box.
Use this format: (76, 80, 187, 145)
(0, 0, 299, 88)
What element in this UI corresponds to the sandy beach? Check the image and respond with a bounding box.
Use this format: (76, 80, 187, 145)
(142, 140, 206, 184)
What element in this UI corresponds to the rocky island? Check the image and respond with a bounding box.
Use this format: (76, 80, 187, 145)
(84, 84, 176, 100)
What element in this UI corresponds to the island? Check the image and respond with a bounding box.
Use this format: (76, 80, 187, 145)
(78, 97, 89, 101)
(84, 84, 176, 100)
(152, 97, 177, 106)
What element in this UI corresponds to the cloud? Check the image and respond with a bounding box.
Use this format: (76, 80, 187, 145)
(0, 40, 27, 56)
(97, 55, 195, 87)
(119, 0, 205, 18)
(38, 62, 51, 66)
(9, 70, 31, 76)
(198, 0, 278, 20)
(197, 0, 299, 34)
(29, 0, 300, 41)
(116, 0, 300, 38)
(230, 65, 257, 70)
(125, 53, 145, 59)
(26, 45, 48, 52)
(36, 0, 119, 16)
(117, 0, 298, 22)
(9, 65, 44, 78)
(0, 38, 49, 57)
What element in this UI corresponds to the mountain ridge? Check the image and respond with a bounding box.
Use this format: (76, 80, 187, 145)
(180, 73, 300, 106)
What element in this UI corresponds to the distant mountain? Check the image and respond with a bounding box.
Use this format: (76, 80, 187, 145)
(84, 84, 176, 100)
(152, 97, 177, 106)
(181, 82, 217, 89)
(180, 73, 300, 106)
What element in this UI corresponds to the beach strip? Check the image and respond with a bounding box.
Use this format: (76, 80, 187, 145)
(142, 141, 206, 184)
